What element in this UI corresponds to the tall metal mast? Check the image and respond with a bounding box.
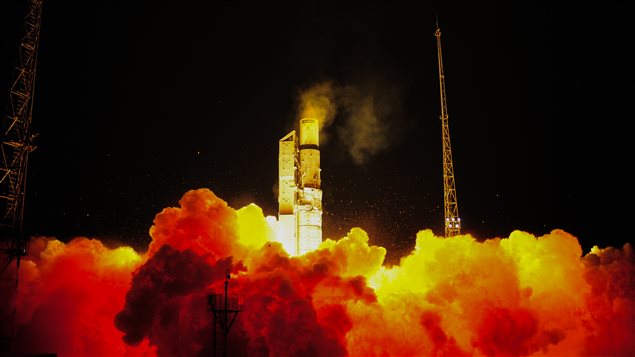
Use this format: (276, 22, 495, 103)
(435, 18, 461, 237)
(1, 0, 43, 353)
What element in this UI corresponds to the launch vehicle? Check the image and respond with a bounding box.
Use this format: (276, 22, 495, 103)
(277, 118, 322, 255)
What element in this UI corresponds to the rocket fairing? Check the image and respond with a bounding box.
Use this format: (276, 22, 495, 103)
(277, 118, 323, 256)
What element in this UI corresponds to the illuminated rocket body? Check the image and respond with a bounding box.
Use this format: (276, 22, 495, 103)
(277, 118, 322, 255)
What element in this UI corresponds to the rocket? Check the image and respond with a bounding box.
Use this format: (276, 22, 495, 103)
(277, 118, 322, 255)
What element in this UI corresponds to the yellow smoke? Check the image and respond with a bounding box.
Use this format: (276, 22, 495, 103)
(298, 81, 337, 129)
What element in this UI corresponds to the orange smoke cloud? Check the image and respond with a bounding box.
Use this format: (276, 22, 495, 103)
(12, 237, 155, 356)
(10, 188, 634, 356)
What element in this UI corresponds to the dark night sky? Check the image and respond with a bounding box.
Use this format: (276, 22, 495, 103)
(1, 1, 632, 264)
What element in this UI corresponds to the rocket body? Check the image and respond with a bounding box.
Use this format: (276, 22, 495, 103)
(277, 118, 323, 255)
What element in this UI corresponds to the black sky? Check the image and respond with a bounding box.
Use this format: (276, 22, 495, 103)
(1, 1, 632, 264)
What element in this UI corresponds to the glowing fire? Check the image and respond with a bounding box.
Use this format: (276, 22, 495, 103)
(10, 188, 634, 356)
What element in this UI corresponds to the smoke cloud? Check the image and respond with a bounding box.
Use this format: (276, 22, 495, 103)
(9, 188, 634, 356)
(12, 237, 155, 356)
(297, 81, 337, 130)
(114, 245, 235, 355)
(337, 84, 402, 165)
(296, 81, 402, 165)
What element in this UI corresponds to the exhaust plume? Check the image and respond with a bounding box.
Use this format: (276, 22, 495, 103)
(9, 188, 634, 356)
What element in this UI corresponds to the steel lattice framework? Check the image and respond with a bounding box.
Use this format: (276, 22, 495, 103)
(1, 0, 42, 353)
(435, 20, 461, 237)
(0, 0, 42, 274)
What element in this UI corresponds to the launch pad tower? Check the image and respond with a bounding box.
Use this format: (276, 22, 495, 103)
(0, 0, 43, 353)
(435, 19, 461, 237)
(277, 118, 322, 255)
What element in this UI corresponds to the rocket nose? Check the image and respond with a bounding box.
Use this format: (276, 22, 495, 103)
(299, 118, 319, 147)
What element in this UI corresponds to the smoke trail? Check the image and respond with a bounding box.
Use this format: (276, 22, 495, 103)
(10, 188, 634, 356)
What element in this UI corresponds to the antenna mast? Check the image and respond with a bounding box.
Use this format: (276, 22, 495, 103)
(435, 18, 461, 237)
(208, 271, 244, 357)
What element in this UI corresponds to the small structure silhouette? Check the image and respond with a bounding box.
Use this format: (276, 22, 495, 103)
(208, 270, 243, 357)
